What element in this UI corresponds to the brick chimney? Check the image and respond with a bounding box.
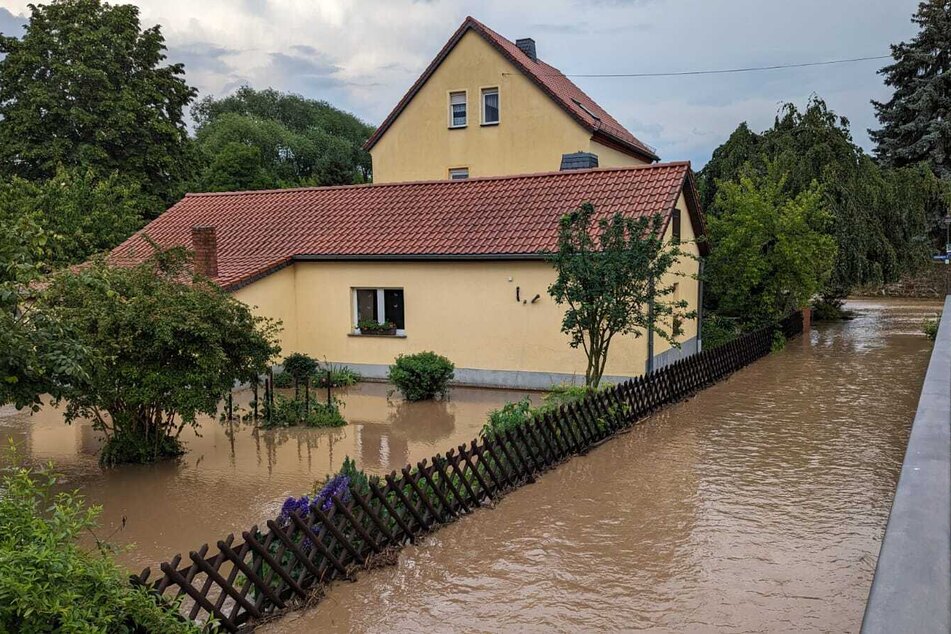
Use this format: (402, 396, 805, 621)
(516, 37, 536, 61)
(191, 225, 218, 278)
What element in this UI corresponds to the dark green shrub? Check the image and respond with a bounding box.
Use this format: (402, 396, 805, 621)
(282, 353, 318, 385)
(387, 351, 455, 401)
(0, 454, 201, 632)
(482, 397, 535, 438)
(315, 364, 361, 388)
(272, 371, 293, 388)
(923, 316, 939, 341)
(701, 314, 740, 350)
(264, 395, 346, 428)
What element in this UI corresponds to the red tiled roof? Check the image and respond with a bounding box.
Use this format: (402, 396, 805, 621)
(363, 16, 659, 162)
(110, 163, 704, 291)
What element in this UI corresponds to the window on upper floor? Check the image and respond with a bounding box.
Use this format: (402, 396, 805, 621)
(482, 87, 499, 125)
(449, 167, 469, 180)
(671, 209, 682, 244)
(353, 288, 405, 334)
(449, 91, 467, 128)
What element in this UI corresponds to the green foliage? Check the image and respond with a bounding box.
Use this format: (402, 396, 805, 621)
(316, 364, 361, 388)
(923, 316, 940, 341)
(771, 330, 787, 352)
(811, 296, 854, 321)
(548, 203, 694, 387)
(40, 248, 281, 465)
(192, 87, 374, 191)
(265, 395, 346, 428)
(283, 353, 319, 383)
(482, 397, 535, 438)
(388, 352, 455, 401)
(0, 0, 196, 211)
(872, 0, 951, 179)
(0, 450, 201, 632)
(0, 215, 88, 410)
(0, 167, 145, 266)
(700, 314, 740, 350)
(358, 319, 397, 334)
(698, 97, 947, 299)
(706, 166, 837, 327)
(542, 383, 593, 410)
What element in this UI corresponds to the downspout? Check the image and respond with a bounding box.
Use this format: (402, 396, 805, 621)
(697, 259, 705, 352)
(647, 273, 655, 373)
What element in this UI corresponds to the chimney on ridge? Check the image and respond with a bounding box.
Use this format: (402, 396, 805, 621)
(191, 225, 218, 278)
(560, 152, 599, 171)
(516, 37, 537, 61)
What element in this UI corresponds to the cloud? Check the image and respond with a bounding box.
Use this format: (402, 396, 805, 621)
(0, 7, 27, 38)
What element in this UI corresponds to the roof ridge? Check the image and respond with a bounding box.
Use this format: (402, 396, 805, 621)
(183, 162, 691, 198)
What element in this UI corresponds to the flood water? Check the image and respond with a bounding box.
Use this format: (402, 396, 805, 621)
(0, 382, 537, 572)
(261, 299, 941, 633)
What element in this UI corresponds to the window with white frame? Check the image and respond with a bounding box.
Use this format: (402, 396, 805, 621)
(448, 167, 469, 180)
(353, 288, 405, 333)
(449, 91, 467, 128)
(482, 87, 499, 124)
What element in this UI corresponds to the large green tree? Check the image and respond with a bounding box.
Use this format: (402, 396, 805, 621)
(871, 0, 951, 179)
(0, 0, 196, 213)
(0, 167, 144, 266)
(40, 249, 281, 465)
(192, 87, 374, 190)
(548, 204, 692, 387)
(0, 215, 87, 410)
(698, 97, 946, 298)
(706, 166, 837, 326)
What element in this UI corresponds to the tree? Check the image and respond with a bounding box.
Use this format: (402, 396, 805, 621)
(192, 86, 375, 191)
(706, 167, 837, 326)
(0, 167, 144, 266)
(40, 248, 281, 465)
(0, 0, 196, 213)
(698, 97, 946, 298)
(0, 214, 88, 410)
(548, 203, 692, 388)
(871, 0, 951, 179)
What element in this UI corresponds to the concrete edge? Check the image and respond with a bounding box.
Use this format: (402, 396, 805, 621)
(861, 296, 951, 633)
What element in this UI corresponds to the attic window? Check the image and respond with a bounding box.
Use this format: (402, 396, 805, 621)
(482, 87, 499, 125)
(449, 91, 467, 128)
(449, 167, 469, 180)
(571, 98, 601, 122)
(671, 209, 682, 244)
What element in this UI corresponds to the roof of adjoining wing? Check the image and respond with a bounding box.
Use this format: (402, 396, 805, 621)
(109, 162, 704, 291)
(363, 16, 659, 162)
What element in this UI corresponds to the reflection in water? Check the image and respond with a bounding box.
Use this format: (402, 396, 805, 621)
(261, 298, 941, 634)
(0, 382, 538, 572)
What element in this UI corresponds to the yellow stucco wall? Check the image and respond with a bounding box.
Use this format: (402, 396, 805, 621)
(370, 30, 646, 183)
(231, 205, 701, 383)
(232, 265, 299, 355)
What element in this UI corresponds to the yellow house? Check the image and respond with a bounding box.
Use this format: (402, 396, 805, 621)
(111, 163, 707, 389)
(367, 16, 659, 183)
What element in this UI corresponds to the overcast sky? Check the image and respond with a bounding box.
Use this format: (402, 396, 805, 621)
(0, 0, 924, 167)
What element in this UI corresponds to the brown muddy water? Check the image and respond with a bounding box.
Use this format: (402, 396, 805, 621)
(0, 382, 538, 572)
(259, 298, 941, 634)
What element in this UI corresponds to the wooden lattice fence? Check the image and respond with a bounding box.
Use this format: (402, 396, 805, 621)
(133, 313, 803, 631)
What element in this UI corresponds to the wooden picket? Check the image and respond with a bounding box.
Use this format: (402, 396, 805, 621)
(133, 313, 803, 631)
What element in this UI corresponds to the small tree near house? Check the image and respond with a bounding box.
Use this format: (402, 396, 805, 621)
(40, 247, 281, 466)
(548, 203, 694, 388)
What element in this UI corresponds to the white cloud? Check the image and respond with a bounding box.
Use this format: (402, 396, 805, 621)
(0, 0, 924, 165)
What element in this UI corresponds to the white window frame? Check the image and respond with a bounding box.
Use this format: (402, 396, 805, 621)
(448, 90, 467, 128)
(351, 287, 405, 335)
(448, 167, 469, 180)
(481, 86, 500, 125)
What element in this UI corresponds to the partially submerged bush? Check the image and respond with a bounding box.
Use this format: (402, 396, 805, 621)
(388, 351, 454, 401)
(0, 452, 200, 632)
(273, 361, 361, 389)
(483, 397, 535, 438)
(701, 314, 740, 350)
(265, 395, 346, 428)
(923, 316, 939, 341)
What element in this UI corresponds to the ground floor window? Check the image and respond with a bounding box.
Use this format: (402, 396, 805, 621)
(353, 288, 405, 334)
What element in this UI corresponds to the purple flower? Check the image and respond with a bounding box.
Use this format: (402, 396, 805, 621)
(278, 495, 311, 524)
(314, 474, 350, 512)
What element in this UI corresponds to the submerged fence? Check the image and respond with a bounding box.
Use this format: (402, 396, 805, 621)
(134, 312, 803, 631)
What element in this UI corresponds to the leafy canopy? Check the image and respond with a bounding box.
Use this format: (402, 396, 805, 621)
(40, 248, 281, 465)
(193, 87, 375, 191)
(548, 203, 692, 388)
(871, 0, 951, 179)
(0, 167, 145, 267)
(706, 166, 837, 326)
(0, 0, 196, 213)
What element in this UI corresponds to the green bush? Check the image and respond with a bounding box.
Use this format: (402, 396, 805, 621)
(923, 316, 940, 341)
(282, 353, 318, 385)
(482, 397, 535, 438)
(542, 384, 592, 410)
(701, 314, 740, 350)
(265, 395, 346, 428)
(0, 453, 200, 632)
(273, 362, 361, 389)
(387, 351, 455, 401)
